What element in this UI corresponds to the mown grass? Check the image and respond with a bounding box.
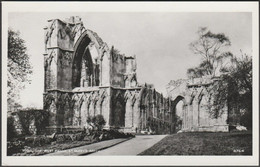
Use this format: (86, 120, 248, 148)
(139, 131, 252, 155)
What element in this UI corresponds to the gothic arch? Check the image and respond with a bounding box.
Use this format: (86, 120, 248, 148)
(44, 93, 56, 110)
(99, 93, 107, 115)
(124, 90, 137, 128)
(112, 91, 126, 127)
(79, 94, 92, 127)
(198, 93, 210, 127)
(172, 95, 188, 129)
(72, 30, 105, 88)
(72, 94, 81, 126)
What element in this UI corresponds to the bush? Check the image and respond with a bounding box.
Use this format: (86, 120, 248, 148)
(240, 111, 252, 130)
(33, 110, 49, 134)
(17, 110, 34, 135)
(7, 141, 25, 155)
(74, 133, 84, 141)
(25, 136, 35, 145)
(56, 134, 66, 143)
(32, 135, 52, 146)
(86, 114, 106, 131)
(7, 116, 17, 141)
(17, 109, 49, 135)
(33, 136, 44, 146)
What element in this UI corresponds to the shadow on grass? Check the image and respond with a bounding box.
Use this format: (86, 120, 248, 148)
(139, 131, 252, 155)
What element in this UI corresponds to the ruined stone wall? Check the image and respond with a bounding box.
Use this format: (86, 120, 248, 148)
(166, 76, 229, 132)
(44, 18, 83, 91)
(137, 86, 176, 134)
(124, 57, 137, 88)
(43, 91, 74, 128)
(72, 87, 110, 128)
(57, 50, 73, 90)
(43, 16, 176, 134)
(110, 53, 126, 87)
(100, 51, 110, 86)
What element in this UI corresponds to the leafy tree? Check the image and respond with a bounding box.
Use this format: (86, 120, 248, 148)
(188, 27, 233, 78)
(8, 28, 32, 111)
(211, 54, 252, 129)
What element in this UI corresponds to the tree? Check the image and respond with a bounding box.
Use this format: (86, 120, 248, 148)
(187, 27, 233, 78)
(211, 54, 252, 129)
(8, 28, 32, 111)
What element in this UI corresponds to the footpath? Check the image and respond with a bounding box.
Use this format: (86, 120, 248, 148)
(89, 135, 167, 155)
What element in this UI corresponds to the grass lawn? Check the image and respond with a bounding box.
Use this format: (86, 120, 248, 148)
(139, 131, 252, 155)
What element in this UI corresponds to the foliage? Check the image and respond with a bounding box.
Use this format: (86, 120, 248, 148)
(211, 54, 252, 128)
(17, 109, 49, 135)
(110, 46, 121, 55)
(174, 116, 183, 131)
(10, 129, 134, 156)
(86, 114, 106, 131)
(8, 28, 32, 111)
(7, 116, 17, 141)
(188, 27, 233, 78)
(17, 110, 34, 135)
(7, 140, 25, 156)
(187, 27, 252, 128)
(147, 117, 157, 133)
(33, 110, 50, 134)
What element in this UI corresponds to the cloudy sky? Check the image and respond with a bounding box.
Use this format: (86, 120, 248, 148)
(8, 10, 252, 108)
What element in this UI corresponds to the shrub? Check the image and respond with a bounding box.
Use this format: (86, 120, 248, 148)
(25, 136, 35, 146)
(86, 114, 106, 131)
(33, 136, 44, 146)
(74, 133, 84, 141)
(7, 116, 17, 141)
(7, 141, 25, 155)
(240, 110, 252, 130)
(33, 110, 49, 134)
(17, 109, 49, 135)
(56, 134, 66, 143)
(32, 135, 52, 146)
(17, 111, 34, 135)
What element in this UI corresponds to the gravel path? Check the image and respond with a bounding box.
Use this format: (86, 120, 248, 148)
(88, 135, 167, 156)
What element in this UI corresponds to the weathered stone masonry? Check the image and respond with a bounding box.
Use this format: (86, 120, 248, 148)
(166, 76, 229, 132)
(43, 16, 176, 134)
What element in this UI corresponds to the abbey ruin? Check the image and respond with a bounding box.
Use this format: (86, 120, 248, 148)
(166, 76, 228, 132)
(43, 16, 229, 134)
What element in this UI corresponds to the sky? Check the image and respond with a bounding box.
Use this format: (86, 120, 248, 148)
(8, 12, 252, 108)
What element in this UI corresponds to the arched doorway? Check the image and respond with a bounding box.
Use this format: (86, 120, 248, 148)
(172, 96, 187, 131)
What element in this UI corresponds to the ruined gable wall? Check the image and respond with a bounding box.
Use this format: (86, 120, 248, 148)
(110, 53, 126, 87)
(166, 76, 229, 132)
